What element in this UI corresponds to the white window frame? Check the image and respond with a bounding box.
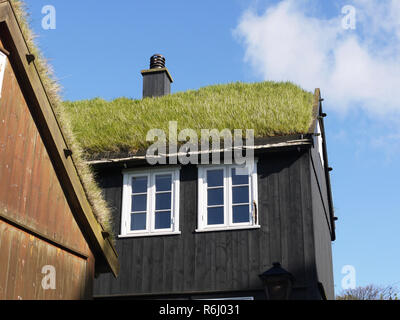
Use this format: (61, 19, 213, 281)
(120, 167, 181, 238)
(196, 160, 259, 232)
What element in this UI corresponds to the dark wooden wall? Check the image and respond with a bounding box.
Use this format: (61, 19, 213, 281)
(93, 149, 332, 299)
(309, 143, 335, 299)
(0, 46, 95, 300)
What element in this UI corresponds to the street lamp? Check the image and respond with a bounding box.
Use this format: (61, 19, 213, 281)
(259, 262, 294, 300)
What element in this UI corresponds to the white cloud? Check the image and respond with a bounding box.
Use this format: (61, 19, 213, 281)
(234, 0, 400, 116)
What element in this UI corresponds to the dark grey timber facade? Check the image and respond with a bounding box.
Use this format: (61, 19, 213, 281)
(92, 136, 335, 300)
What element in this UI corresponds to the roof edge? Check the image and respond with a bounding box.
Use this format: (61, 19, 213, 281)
(1, 0, 119, 276)
(308, 88, 321, 134)
(87, 134, 314, 167)
(314, 89, 336, 241)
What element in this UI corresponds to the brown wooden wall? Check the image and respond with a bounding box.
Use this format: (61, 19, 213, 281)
(0, 47, 95, 300)
(0, 220, 94, 300)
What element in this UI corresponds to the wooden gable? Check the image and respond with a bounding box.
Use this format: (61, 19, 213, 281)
(0, 0, 118, 299)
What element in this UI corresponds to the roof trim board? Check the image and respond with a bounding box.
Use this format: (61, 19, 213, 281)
(0, 0, 119, 276)
(87, 136, 314, 166)
(313, 89, 336, 241)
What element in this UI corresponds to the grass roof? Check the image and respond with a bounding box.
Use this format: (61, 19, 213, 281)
(64, 81, 314, 158)
(10, 0, 114, 236)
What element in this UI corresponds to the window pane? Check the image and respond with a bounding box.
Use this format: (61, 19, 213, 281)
(131, 212, 146, 230)
(207, 170, 224, 187)
(232, 186, 249, 204)
(207, 207, 224, 225)
(156, 192, 172, 210)
(233, 205, 250, 223)
(155, 211, 171, 229)
(131, 194, 147, 212)
(132, 176, 147, 193)
(232, 168, 249, 186)
(156, 174, 172, 192)
(208, 188, 223, 206)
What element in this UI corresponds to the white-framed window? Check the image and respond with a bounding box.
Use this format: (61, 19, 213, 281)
(120, 167, 181, 238)
(197, 161, 259, 232)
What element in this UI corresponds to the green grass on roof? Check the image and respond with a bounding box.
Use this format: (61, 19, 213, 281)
(63, 81, 314, 157)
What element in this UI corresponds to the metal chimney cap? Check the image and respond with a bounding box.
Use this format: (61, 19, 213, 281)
(150, 54, 166, 69)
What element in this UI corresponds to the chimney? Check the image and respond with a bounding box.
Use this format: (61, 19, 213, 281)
(141, 54, 173, 98)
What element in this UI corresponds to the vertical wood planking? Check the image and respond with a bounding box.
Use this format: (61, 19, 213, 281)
(288, 153, 306, 285)
(301, 151, 317, 296)
(0, 53, 91, 256)
(0, 39, 95, 299)
(93, 150, 328, 298)
(0, 220, 93, 300)
(310, 147, 335, 299)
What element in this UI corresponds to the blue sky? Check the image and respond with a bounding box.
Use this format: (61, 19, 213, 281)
(23, 0, 400, 294)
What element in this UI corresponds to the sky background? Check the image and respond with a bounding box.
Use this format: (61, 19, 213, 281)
(23, 0, 400, 294)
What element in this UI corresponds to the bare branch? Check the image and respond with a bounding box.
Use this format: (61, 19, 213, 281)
(336, 284, 399, 300)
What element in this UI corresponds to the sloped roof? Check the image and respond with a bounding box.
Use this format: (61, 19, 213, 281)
(63, 81, 315, 160)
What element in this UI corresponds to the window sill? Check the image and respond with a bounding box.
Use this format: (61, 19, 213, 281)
(195, 225, 261, 233)
(119, 231, 181, 238)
